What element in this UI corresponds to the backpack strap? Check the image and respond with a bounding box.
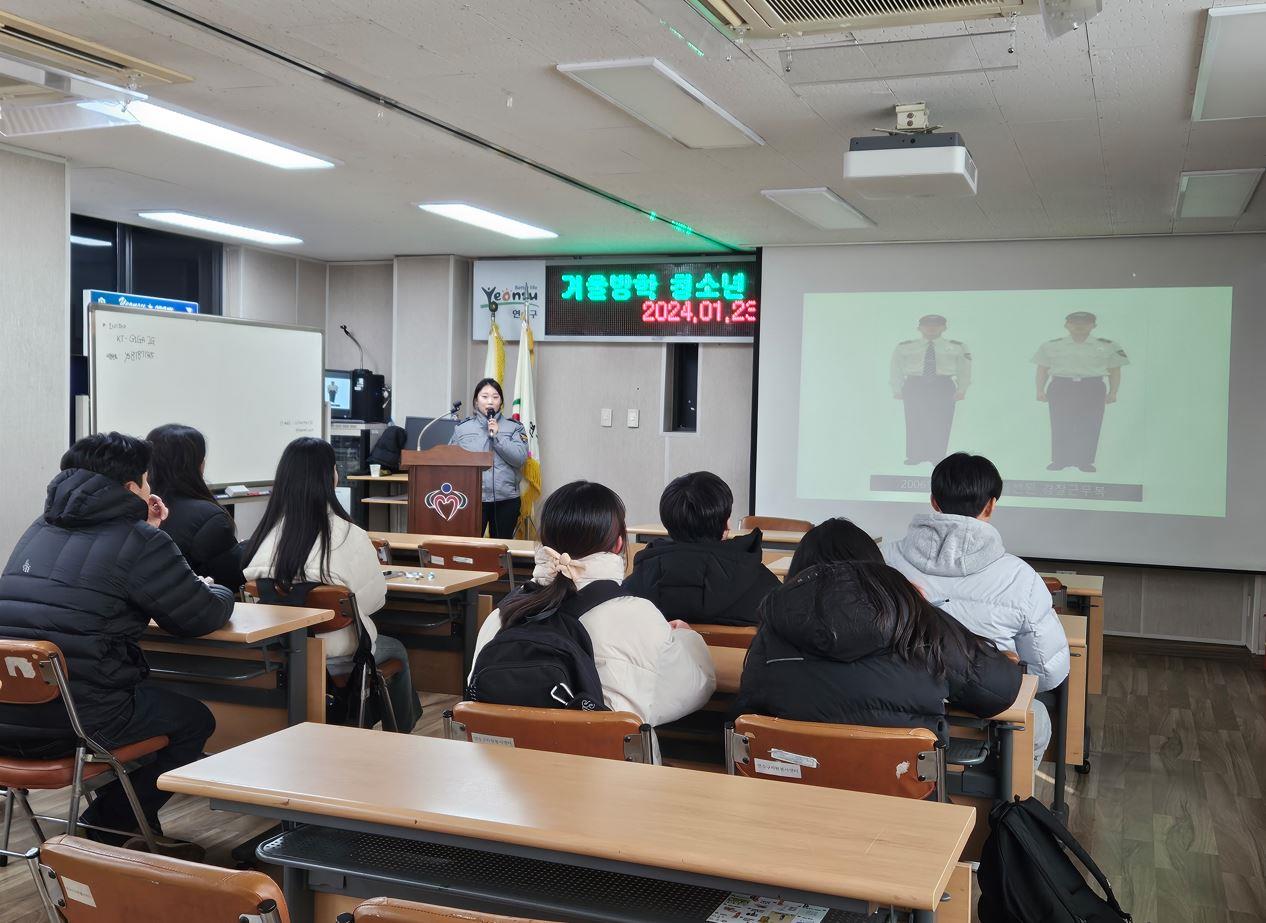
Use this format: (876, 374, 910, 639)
(559, 580, 627, 619)
(1017, 798, 1131, 920)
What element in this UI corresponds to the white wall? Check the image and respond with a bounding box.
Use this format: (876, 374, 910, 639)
(468, 340, 753, 526)
(223, 246, 327, 329)
(328, 262, 393, 381)
(392, 255, 471, 419)
(0, 146, 69, 555)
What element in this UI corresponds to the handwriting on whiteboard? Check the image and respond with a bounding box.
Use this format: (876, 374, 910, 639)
(282, 419, 317, 435)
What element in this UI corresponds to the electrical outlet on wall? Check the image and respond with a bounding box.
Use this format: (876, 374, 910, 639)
(627, 409, 640, 428)
(600, 408, 612, 427)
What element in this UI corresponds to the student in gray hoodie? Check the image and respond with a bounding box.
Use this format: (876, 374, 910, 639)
(882, 453, 1070, 768)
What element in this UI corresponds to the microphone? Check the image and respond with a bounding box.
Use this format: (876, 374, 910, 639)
(415, 401, 465, 451)
(340, 324, 365, 369)
(486, 407, 496, 420)
(450, 400, 462, 417)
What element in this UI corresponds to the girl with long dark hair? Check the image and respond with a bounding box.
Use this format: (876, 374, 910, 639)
(242, 437, 421, 731)
(470, 480, 715, 726)
(735, 517, 1021, 737)
(146, 423, 244, 590)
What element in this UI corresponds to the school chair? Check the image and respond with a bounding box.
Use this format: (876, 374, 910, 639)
(0, 639, 162, 860)
(340, 897, 562, 922)
(243, 580, 401, 732)
(31, 833, 287, 922)
(445, 702, 654, 763)
(725, 714, 947, 801)
(372, 537, 395, 566)
(738, 515, 813, 533)
(419, 540, 515, 593)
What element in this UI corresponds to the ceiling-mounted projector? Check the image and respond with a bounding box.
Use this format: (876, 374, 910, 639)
(842, 131, 977, 199)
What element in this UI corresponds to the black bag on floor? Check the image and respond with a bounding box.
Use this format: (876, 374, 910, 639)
(978, 797, 1131, 923)
(466, 580, 624, 710)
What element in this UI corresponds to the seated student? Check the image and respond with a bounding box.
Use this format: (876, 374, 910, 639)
(0, 432, 234, 858)
(242, 437, 421, 732)
(622, 471, 779, 626)
(472, 480, 715, 726)
(734, 519, 1022, 740)
(147, 423, 245, 591)
(882, 453, 1070, 767)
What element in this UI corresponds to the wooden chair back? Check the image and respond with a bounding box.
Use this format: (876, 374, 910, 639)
(37, 834, 288, 922)
(344, 896, 559, 922)
(690, 624, 757, 650)
(372, 538, 394, 565)
(0, 638, 66, 704)
(625, 541, 645, 577)
(728, 715, 943, 800)
(739, 515, 813, 533)
(420, 541, 510, 580)
(242, 580, 354, 632)
(447, 701, 653, 763)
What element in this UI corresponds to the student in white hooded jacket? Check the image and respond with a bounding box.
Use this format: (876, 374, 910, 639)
(883, 453, 1070, 769)
(471, 480, 716, 729)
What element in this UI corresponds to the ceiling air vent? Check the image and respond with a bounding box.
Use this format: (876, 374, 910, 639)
(694, 0, 1035, 36)
(0, 11, 188, 88)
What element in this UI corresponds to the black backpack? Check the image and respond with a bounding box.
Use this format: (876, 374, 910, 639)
(979, 797, 1131, 923)
(466, 580, 625, 710)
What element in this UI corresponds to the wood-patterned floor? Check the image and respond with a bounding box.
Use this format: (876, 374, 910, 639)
(4, 655, 1265, 922)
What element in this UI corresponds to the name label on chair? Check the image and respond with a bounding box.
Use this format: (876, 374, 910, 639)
(770, 748, 819, 769)
(62, 877, 97, 908)
(472, 732, 515, 747)
(754, 758, 802, 779)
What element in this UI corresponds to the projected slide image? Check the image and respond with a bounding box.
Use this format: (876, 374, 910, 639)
(797, 288, 1232, 517)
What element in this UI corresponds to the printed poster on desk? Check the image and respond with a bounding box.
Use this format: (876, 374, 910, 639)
(473, 260, 545, 342)
(707, 894, 828, 923)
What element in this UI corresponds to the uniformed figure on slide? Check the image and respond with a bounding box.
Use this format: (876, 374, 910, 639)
(890, 314, 972, 465)
(1033, 311, 1129, 473)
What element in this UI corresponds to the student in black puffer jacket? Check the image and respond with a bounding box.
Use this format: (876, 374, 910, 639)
(623, 471, 779, 627)
(0, 433, 233, 853)
(147, 423, 245, 591)
(734, 518, 1021, 737)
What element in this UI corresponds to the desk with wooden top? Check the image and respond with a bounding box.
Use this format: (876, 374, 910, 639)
(1041, 571, 1104, 695)
(628, 523, 809, 551)
(369, 530, 536, 565)
(143, 603, 332, 752)
(159, 722, 975, 922)
(376, 566, 498, 693)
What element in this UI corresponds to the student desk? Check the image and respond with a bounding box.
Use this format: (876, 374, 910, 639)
(369, 530, 536, 571)
(143, 603, 332, 753)
(377, 566, 498, 693)
(1040, 571, 1104, 695)
(628, 523, 809, 551)
(159, 722, 975, 923)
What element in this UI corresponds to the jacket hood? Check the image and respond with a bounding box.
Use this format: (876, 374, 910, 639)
(763, 563, 890, 663)
(895, 512, 1006, 578)
(44, 469, 147, 528)
(633, 531, 767, 618)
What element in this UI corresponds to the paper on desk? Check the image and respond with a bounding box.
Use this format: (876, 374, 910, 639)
(707, 894, 829, 923)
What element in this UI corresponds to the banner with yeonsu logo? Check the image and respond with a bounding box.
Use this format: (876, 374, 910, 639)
(472, 260, 545, 342)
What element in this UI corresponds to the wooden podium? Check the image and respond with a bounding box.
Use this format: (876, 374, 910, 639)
(400, 446, 492, 536)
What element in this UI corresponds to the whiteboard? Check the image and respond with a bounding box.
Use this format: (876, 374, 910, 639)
(91, 306, 324, 486)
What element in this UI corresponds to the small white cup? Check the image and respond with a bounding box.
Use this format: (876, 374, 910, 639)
(369, 464, 382, 478)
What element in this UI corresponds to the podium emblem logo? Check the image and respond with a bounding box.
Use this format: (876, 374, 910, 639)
(425, 482, 469, 522)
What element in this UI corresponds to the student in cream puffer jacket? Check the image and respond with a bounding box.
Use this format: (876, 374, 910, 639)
(470, 481, 716, 728)
(882, 453, 1070, 768)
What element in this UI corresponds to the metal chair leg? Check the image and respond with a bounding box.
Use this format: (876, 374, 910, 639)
(355, 665, 371, 729)
(374, 669, 399, 733)
(65, 746, 86, 837)
(15, 790, 46, 843)
(0, 787, 13, 867)
(107, 757, 159, 853)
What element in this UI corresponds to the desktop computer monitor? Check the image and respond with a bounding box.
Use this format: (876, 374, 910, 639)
(325, 369, 353, 420)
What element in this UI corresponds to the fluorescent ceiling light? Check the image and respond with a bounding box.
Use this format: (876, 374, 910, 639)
(82, 100, 334, 169)
(761, 187, 874, 230)
(70, 235, 113, 247)
(1175, 170, 1264, 219)
(557, 58, 763, 149)
(138, 211, 303, 246)
(1192, 4, 1266, 121)
(418, 203, 557, 240)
